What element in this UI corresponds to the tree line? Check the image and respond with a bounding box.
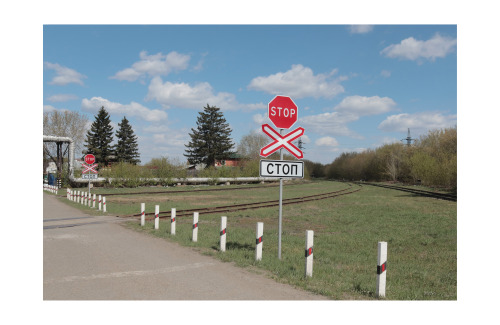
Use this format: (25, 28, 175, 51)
(323, 127, 457, 189)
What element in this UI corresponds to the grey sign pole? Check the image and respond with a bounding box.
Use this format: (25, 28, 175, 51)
(278, 128, 283, 260)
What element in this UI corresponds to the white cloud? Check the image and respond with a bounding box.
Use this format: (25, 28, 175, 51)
(299, 95, 397, 138)
(43, 105, 56, 113)
(380, 33, 457, 62)
(247, 64, 346, 99)
(111, 51, 190, 81)
(81, 96, 167, 122)
(44, 62, 86, 86)
(315, 136, 339, 147)
(252, 113, 268, 125)
(46, 94, 79, 102)
(349, 25, 374, 34)
(146, 77, 265, 111)
(380, 70, 391, 78)
(378, 112, 457, 132)
(334, 95, 396, 116)
(300, 112, 358, 137)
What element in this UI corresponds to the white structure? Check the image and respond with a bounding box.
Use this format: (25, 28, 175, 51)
(376, 241, 388, 298)
(255, 222, 263, 261)
(170, 208, 176, 235)
(192, 212, 199, 242)
(141, 203, 145, 227)
(154, 205, 159, 230)
(305, 230, 314, 277)
(220, 216, 227, 252)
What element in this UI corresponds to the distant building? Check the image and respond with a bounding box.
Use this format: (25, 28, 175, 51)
(215, 153, 244, 167)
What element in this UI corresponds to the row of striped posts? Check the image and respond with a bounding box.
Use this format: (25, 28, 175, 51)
(43, 184, 58, 194)
(66, 188, 106, 213)
(138, 202, 387, 295)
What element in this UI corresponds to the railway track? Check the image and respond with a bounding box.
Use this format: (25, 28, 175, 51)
(357, 182, 457, 202)
(120, 183, 362, 220)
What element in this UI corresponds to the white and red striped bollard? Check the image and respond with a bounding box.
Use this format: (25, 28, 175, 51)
(98, 195, 102, 211)
(220, 216, 227, 252)
(192, 212, 199, 242)
(84, 192, 88, 206)
(88, 192, 91, 207)
(305, 230, 314, 277)
(255, 222, 263, 261)
(92, 194, 96, 208)
(103, 196, 106, 213)
(154, 205, 159, 229)
(77, 191, 80, 204)
(170, 208, 176, 235)
(376, 241, 388, 298)
(140, 203, 145, 226)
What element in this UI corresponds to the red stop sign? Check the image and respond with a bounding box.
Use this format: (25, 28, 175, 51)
(84, 154, 96, 165)
(268, 96, 298, 129)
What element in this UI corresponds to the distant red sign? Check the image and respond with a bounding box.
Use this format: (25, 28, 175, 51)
(84, 154, 96, 165)
(268, 96, 298, 129)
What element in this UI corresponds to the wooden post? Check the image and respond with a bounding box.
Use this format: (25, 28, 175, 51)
(140, 203, 145, 226)
(255, 222, 263, 261)
(154, 205, 159, 230)
(192, 212, 199, 242)
(170, 208, 176, 235)
(305, 230, 314, 277)
(220, 216, 227, 252)
(376, 241, 388, 298)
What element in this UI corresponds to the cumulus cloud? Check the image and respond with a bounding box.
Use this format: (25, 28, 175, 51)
(315, 136, 339, 147)
(300, 95, 397, 138)
(247, 64, 346, 99)
(378, 112, 457, 132)
(334, 95, 396, 117)
(44, 62, 87, 86)
(81, 96, 167, 122)
(111, 51, 190, 81)
(349, 25, 374, 34)
(146, 76, 265, 111)
(380, 33, 457, 62)
(46, 94, 79, 102)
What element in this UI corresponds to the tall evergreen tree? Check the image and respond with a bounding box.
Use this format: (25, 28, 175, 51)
(84, 106, 114, 166)
(115, 116, 140, 164)
(184, 104, 234, 167)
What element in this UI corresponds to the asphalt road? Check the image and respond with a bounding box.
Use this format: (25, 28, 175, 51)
(43, 192, 326, 300)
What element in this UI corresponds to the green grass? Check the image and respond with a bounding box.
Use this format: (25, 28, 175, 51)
(56, 180, 457, 300)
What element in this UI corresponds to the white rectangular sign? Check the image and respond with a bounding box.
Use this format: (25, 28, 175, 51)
(259, 159, 304, 178)
(82, 174, 98, 179)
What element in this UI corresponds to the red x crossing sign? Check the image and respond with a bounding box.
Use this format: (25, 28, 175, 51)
(82, 163, 98, 174)
(260, 123, 305, 159)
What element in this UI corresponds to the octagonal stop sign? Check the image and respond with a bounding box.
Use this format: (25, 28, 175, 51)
(84, 154, 96, 165)
(268, 95, 298, 129)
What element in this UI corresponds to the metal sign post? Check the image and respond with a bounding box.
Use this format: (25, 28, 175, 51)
(260, 95, 304, 260)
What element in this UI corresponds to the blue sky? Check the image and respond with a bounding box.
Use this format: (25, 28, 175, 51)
(43, 25, 457, 164)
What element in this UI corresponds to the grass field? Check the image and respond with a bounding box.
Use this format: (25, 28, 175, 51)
(56, 180, 457, 300)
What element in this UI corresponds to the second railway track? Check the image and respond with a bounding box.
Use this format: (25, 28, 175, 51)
(120, 183, 362, 220)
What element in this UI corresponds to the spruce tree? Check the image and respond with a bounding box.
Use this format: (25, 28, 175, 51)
(115, 116, 140, 164)
(184, 104, 234, 167)
(84, 106, 114, 166)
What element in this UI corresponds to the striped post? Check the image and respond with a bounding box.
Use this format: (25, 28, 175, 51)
(255, 222, 263, 261)
(305, 230, 314, 277)
(92, 194, 96, 208)
(84, 192, 88, 206)
(81, 191, 84, 205)
(77, 191, 81, 204)
(71, 190, 74, 201)
(170, 208, 176, 235)
(140, 203, 145, 226)
(88, 192, 92, 207)
(154, 205, 159, 230)
(220, 216, 227, 252)
(103, 197, 106, 213)
(98, 195, 102, 211)
(67, 188, 70, 200)
(192, 212, 199, 242)
(376, 241, 388, 298)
